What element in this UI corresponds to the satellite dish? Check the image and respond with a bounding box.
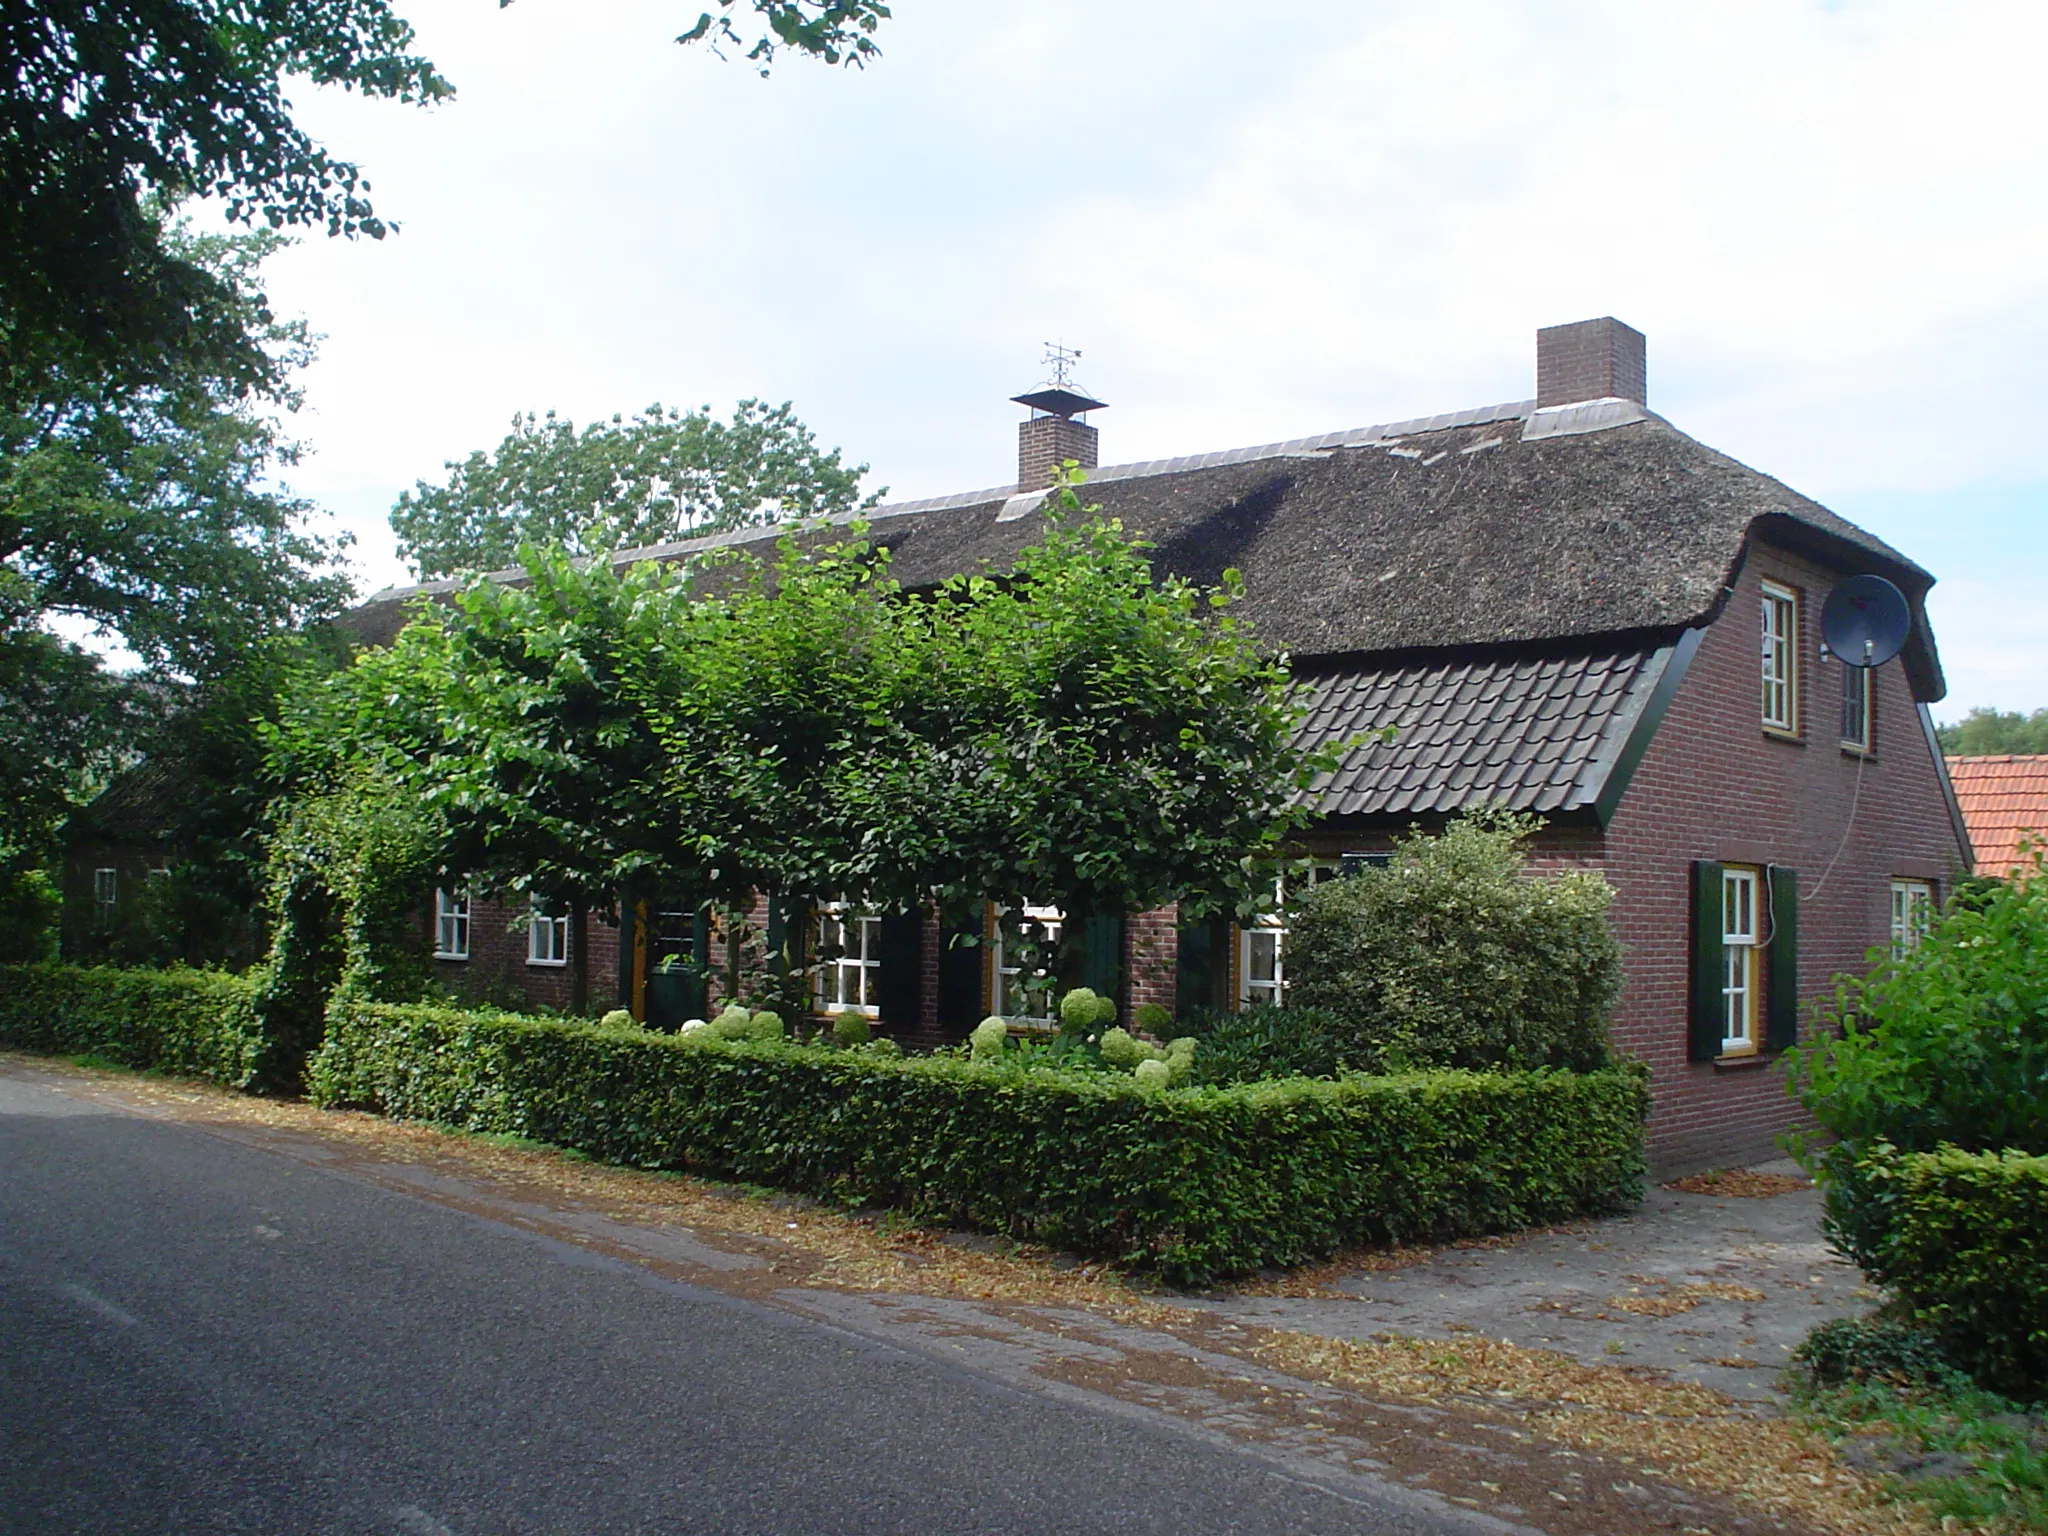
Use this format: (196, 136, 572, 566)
(1821, 574, 1911, 669)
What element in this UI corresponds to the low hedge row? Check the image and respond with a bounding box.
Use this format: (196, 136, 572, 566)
(1845, 1143, 2048, 1400)
(311, 998, 1650, 1284)
(0, 962, 267, 1089)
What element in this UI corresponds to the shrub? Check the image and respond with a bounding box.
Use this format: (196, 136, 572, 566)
(598, 1008, 635, 1031)
(1788, 856, 2048, 1162)
(1795, 1317, 1966, 1391)
(1131, 1002, 1173, 1036)
(1838, 1144, 2048, 1401)
(969, 1016, 1008, 1061)
(310, 996, 1649, 1284)
(0, 962, 267, 1088)
(1173, 1004, 1360, 1084)
(1286, 809, 1621, 1073)
(1097, 1026, 1152, 1070)
(1058, 987, 1115, 1034)
(0, 871, 60, 963)
(831, 1010, 871, 1048)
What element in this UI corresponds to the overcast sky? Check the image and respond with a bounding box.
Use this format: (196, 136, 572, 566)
(247, 0, 2048, 718)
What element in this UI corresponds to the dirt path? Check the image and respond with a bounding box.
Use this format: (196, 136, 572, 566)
(2, 1053, 1924, 1536)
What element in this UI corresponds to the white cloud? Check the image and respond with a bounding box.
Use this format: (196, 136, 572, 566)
(242, 0, 2046, 707)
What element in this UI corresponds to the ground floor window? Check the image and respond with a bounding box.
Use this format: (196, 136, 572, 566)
(1890, 879, 1932, 959)
(1721, 865, 1759, 1055)
(435, 889, 470, 960)
(991, 904, 1063, 1019)
(1239, 914, 1286, 1007)
(528, 896, 568, 966)
(813, 902, 882, 1014)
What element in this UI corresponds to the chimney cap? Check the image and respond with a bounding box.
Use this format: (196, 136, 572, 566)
(1010, 385, 1108, 420)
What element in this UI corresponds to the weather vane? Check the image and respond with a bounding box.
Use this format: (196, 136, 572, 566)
(1042, 341, 1082, 389)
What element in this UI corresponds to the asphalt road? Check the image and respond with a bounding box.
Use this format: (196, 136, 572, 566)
(0, 1074, 1479, 1536)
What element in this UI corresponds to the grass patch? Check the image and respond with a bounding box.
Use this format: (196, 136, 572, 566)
(65, 1052, 136, 1073)
(1796, 1375, 2048, 1533)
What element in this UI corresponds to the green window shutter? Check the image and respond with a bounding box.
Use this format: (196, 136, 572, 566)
(764, 898, 786, 970)
(1766, 866, 1800, 1053)
(875, 912, 923, 1031)
(935, 903, 986, 1035)
(1079, 914, 1124, 1001)
(1175, 915, 1214, 1015)
(1689, 860, 1726, 1062)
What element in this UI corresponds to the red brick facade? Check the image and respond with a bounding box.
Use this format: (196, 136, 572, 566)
(419, 531, 1964, 1176)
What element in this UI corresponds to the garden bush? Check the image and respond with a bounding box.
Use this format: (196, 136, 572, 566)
(1172, 1004, 1359, 1084)
(1788, 857, 2048, 1162)
(310, 996, 1649, 1284)
(0, 962, 267, 1088)
(1834, 1143, 2048, 1401)
(1286, 809, 1621, 1072)
(1788, 857, 2048, 1293)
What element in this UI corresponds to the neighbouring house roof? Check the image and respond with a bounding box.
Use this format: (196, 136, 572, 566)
(1294, 640, 1676, 822)
(1945, 755, 2048, 876)
(345, 397, 1945, 701)
(68, 759, 196, 845)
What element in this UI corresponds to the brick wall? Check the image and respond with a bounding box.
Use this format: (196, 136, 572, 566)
(1602, 538, 1964, 1174)
(426, 891, 623, 1015)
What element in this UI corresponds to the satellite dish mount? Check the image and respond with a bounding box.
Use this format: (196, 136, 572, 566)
(1820, 574, 1912, 670)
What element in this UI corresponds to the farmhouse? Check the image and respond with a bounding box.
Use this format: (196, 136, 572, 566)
(343, 317, 1970, 1173)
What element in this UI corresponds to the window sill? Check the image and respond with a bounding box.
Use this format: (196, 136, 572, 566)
(433, 953, 470, 963)
(527, 959, 568, 969)
(1712, 1053, 1772, 1073)
(1761, 727, 1804, 746)
(1840, 743, 1875, 760)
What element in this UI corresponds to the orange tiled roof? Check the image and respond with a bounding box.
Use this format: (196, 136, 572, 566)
(1946, 755, 2048, 876)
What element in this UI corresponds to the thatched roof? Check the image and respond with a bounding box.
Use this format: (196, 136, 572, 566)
(344, 397, 1945, 701)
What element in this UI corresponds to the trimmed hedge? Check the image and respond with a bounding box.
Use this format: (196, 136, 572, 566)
(311, 998, 1650, 1284)
(0, 962, 266, 1088)
(1846, 1144, 2048, 1400)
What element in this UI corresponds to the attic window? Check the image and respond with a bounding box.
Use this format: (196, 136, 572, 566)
(1840, 661, 1872, 754)
(93, 868, 117, 908)
(1760, 582, 1799, 734)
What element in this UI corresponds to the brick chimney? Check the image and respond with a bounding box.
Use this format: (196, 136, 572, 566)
(1017, 414, 1098, 490)
(1536, 317, 1646, 408)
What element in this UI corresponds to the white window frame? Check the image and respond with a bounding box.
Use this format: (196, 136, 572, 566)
(1841, 660, 1872, 753)
(93, 868, 118, 908)
(812, 901, 882, 1016)
(990, 903, 1063, 1020)
(434, 889, 471, 961)
(1721, 866, 1760, 1056)
(1761, 581, 1799, 733)
(527, 896, 569, 967)
(1239, 914, 1287, 1008)
(1890, 879, 1932, 960)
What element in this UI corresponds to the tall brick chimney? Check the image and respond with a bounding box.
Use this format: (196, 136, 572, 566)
(1017, 414, 1098, 490)
(1011, 360, 1107, 491)
(1536, 317, 1646, 408)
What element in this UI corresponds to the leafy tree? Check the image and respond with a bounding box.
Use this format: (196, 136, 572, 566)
(4, 2, 890, 383)
(390, 402, 877, 579)
(1, 221, 350, 880)
(1937, 707, 2048, 756)
(875, 478, 1334, 985)
(679, 1, 891, 72)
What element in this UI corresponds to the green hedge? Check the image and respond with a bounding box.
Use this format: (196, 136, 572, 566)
(311, 998, 1650, 1284)
(1849, 1144, 2048, 1400)
(0, 962, 266, 1089)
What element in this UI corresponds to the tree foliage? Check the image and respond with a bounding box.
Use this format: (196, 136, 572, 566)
(2, 1, 450, 383)
(1, 221, 350, 879)
(280, 484, 1324, 1007)
(389, 401, 876, 579)
(1937, 707, 2048, 756)
(677, 1, 891, 72)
